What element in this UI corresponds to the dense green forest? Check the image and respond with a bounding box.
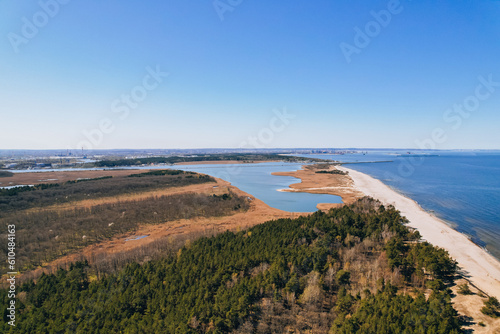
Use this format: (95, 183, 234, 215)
(93, 153, 322, 167)
(1, 198, 463, 333)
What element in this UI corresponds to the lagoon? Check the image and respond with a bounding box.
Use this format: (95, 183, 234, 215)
(169, 162, 342, 212)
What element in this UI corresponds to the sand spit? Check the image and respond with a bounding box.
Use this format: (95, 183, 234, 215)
(272, 166, 364, 210)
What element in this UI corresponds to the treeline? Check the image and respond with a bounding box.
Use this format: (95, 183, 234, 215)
(0, 177, 113, 197)
(65, 176, 113, 183)
(0, 170, 214, 215)
(0, 191, 249, 272)
(0, 176, 111, 197)
(306, 162, 340, 170)
(315, 170, 348, 175)
(93, 153, 321, 167)
(0, 198, 463, 333)
(0, 171, 13, 177)
(0, 183, 60, 197)
(128, 169, 192, 177)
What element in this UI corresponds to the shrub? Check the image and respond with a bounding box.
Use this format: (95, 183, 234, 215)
(457, 283, 473, 295)
(481, 297, 500, 318)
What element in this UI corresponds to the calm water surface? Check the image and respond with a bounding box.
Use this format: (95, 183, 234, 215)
(170, 162, 342, 212)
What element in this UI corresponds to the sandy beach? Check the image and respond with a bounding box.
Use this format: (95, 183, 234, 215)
(337, 165, 500, 300)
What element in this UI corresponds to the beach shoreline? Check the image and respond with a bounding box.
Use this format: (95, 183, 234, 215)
(337, 165, 500, 299)
(273, 163, 500, 299)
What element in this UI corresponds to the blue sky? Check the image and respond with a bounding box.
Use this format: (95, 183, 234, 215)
(1, 0, 499, 150)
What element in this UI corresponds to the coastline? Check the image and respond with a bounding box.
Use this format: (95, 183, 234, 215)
(9, 164, 500, 330)
(337, 165, 500, 299)
(9, 165, 500, 297)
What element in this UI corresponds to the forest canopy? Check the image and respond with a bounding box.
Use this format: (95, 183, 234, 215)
(1, 198, 463, 333)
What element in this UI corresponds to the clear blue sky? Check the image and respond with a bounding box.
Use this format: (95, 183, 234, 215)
(1, 0, 499, 150)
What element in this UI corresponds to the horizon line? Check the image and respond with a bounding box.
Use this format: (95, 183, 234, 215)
(1, 148, 500, 152)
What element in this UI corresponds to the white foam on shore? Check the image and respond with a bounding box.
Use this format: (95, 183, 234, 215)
(338, 166, 500, 299)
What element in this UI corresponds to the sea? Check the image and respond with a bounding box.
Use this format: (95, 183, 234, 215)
(297, 151, 500, 260)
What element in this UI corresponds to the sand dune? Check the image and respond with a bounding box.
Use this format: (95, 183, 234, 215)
(338, 166, 500, 299)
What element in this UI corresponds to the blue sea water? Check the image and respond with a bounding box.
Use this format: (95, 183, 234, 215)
(300, 151, 500, 259)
